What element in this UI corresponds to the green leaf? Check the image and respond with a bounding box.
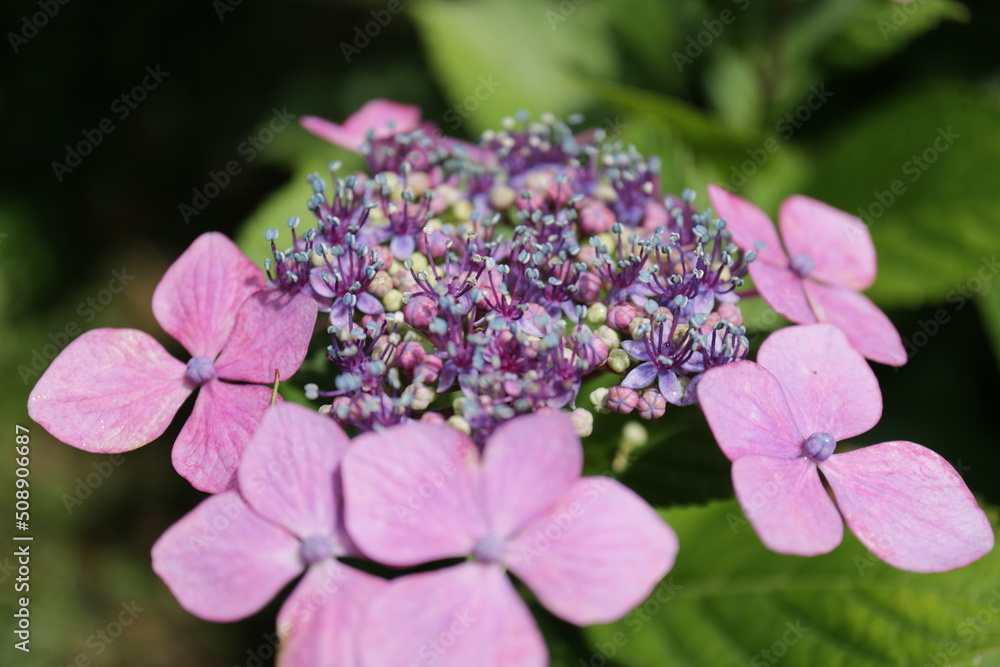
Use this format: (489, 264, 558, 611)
(704, 46, 766, 138)
(805, 85, 1000, 308)
(600, 0, 705, 93)
(411, 0, 618, 133)
(582, 499, 1000, 667)
(976, 281, 1000, 372)
(592, 82, 745, 157)
(616, 411, 733, 508)
(821, 0, 968, 70)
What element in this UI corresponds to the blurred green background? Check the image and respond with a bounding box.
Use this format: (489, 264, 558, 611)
(2, 0, 1000, 664)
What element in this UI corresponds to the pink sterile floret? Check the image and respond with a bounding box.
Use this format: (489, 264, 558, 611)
(300, 99, 423, 152)
(698, 323, 993, 572)
(707, 184, 906, 366)
(152, 403, 385, 667)
(341, 412, 678, 667)
(27, 232, 317, 492)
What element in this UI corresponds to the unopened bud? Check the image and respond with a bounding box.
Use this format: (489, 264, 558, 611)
(607, 301, 638, 330)
(586, 303, 608, 325)
(607, 386, 640, 414)
(589, 387, 611, 414)
(382, 289, 404, 312)
(628, 317, 650, 340)
(608, 348, 631, 374)
(569, 407, 594, 438)
(595, 325, 620, 350)
(489, 185, 517, 209)
(446, 415, 472, 436)
(367, 271, 393, 297)
(410, 385, 435, 411)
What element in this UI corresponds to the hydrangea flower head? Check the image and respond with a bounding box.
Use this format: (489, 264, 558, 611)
(707, 185, 906, 366)
(28, 232, 317, 491)
(342, 411, 678, 666)
(698, 323, 992, 572)
(152, 403, 385, 667)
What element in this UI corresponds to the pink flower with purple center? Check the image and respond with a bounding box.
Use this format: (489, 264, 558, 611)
(698, 323, 993, 572)
(28, 233, 317, 491)
(152, 403, 385, 667)
(708, 184, 906, 366)
(342, 412, 678, 666)
(300, 99, 494, 173)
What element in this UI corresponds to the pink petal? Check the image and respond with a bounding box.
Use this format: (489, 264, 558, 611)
(173, 381, 274, 493)
(480, 412, 583, 538)
(276, 560, 387, 667)
(732, 455, 843, 556)
(215, 289, 318, 383)
(697, 361, 803, 461)
(757, 324, 882, 441)
(748, 260, 817, 324)
(28, 329, 190, 453)
(707, 184, 787, 266)
(803, 281, 907, 366)
(779, 195, 876, 290)
(300, 99, 422, 151)
(151, 491, 301, 622)
(238, 403, 350, 540)
(821, 441, 994, 572)
(342, 423, 484, 566)
(152, 232, 264, 359)
(357, 562, 547, 667)
(504, 477, 678, 625)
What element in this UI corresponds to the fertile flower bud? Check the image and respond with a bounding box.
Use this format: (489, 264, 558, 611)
(637, 389, 667, 420)
(569, 407, 594, 438)
(586, 303, 608, 325)
(608, 348, 631, 374)
(383, 289, 404, 312)
(628, 317, 650, 340)
(589, 387, 611, 413)
(403, 296, 439, 328)
(607, 385, 639, 414)
(414, 354, 442, 384)
(446, 415, 472, 435)
(578, 200, 616, 235)
(595, 325, 620, 350)
(575, 272, 603, 304)
(607, 302, 638, 330)
(396, 341, 426, 371)
(367, 271, 394, 297)
(489, 185, 517, 209)
(410, 385, 435, 411)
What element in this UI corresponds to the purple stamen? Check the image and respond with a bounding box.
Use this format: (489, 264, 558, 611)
(804, 432, 836, 462)
(473, 534, 506, 564)
(185, 356, 216, 385)
(300, 535, 334, 565)
(790, 253, 815, 278)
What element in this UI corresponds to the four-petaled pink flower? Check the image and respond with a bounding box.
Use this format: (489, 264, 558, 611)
(708, 185, 906, 366)
(300, 99, 423, 152)
(28, 232, 317, 492)
(152, 403, 385, 667)
(342, 412, 678, 666)
(698, 323, 993, 572)
(300, 98, 496, 167)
